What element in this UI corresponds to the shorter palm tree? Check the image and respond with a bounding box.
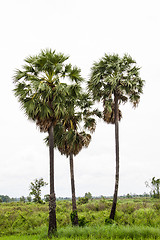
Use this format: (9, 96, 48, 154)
(54, 125, 91, 225)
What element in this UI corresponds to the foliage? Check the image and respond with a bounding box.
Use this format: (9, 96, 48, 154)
(29, 178, 48, 203)
(145, 177, 160, 198)
(1, 198, 160, 238)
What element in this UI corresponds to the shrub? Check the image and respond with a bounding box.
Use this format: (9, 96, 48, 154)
(77, 197, 88, 205)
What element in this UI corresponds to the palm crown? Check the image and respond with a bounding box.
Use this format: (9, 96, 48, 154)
(88, 54, 144, 122)
(46, 90, 99, 157)
(13, 49, 83, 132)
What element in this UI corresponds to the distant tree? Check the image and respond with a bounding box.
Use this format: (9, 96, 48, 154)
(10, 198, 16, 202)
(20, 196, 26, 203)
(145, 177, 160, 198)
(0, 198, 2, 203)
(29, 178, 48, 203)
(27, 196, 32, 202)
(88, 53, 144, 220)
(85, 192, 92, 200)
(0, 195, 11, 202)
(126, 193, 132, 198)
(143, 192, 150, 197)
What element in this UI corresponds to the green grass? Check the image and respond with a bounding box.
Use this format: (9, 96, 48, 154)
(1, 225, 160, 240)
(0, 236, 39, 240)
(57, 225, 160, 239)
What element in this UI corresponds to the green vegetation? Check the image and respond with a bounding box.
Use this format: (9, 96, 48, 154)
(1, 198, 160, 239)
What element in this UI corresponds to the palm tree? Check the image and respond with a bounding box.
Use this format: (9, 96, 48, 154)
(50, 89, 99, 226)
(87, 54, 144, 220)
(13, 49, 83, 236)
(54, 125, 91, 225)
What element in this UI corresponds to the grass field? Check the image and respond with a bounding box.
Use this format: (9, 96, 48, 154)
(1, 197, 160, 239)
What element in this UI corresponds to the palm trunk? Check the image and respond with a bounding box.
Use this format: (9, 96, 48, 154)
(110, 93, 119, 220)
(69, 153, 78, 226)
(48, 125, 57, 237)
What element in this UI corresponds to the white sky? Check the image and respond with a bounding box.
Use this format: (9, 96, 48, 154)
(0, 0, 160, 198)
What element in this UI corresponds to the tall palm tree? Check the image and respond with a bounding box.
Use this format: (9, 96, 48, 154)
(87, 54, 144, 220)
(13, 49, 83, 236)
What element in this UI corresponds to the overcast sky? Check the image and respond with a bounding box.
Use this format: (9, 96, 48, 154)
(0, 0, 160, 198)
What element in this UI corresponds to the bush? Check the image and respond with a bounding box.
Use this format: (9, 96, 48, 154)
(77, 197, 88, 205)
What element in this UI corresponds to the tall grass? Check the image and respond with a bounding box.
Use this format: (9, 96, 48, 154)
(1, 226, 160, 240)
(56, 225, 160, 239)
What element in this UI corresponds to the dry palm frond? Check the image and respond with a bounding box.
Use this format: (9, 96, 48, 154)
(35, 117, 57, 132)
(103, 103, 122, 124)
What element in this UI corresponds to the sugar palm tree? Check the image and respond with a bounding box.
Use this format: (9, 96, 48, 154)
(47, 89, 99, 225)
(13, 49, 83, 236)
(87, 54, 144, 220)
(54, 125, 91, 225)
(59, 89, 100, 226)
